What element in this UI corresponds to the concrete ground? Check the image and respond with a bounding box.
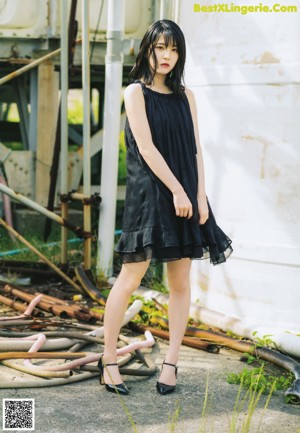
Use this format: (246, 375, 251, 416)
(0, 337, 299, 433)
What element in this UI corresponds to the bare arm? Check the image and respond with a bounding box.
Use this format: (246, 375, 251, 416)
(185, 88, 209, 224)
(124, 83, 193, 219)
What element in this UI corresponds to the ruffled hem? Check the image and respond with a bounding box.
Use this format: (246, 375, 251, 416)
(116, 226, 233, 266)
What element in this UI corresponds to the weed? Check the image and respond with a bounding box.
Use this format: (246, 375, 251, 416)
(198, 369, 211, 433)
(227, 331, 294, 407)
(227, 364, 293, 396)
(251, 331, 275, 349)
(103, 366, 139, 433)
(168, 400, 181, 433)
(129, 296, 168, 326)
(227, 365, 276, 433)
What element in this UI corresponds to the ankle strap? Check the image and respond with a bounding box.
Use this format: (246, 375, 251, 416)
(162, 361, 178, 377)
(163, 361, 177, 368)
(105, 363, 118, 367)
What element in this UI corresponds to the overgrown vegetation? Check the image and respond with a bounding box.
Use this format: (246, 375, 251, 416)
(226, 333, 295, 404)
(108, 366, 283, 433)
(227, 365, 294, 401)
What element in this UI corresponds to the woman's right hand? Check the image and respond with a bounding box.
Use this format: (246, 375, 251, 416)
(173, 188, 193, 219)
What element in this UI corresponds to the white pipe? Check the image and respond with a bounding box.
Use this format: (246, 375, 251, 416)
(82, 0, 92, 269)
(60, 0, 69, 264)
(60, 2, 69, 198)
(97, 0, 124, 276)
(0, 182, 64, 225)
(82, 2, 91, 200)
(0, 371, 98, 389)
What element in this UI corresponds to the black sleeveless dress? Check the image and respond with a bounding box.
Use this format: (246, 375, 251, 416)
(116, 81, 233, 265)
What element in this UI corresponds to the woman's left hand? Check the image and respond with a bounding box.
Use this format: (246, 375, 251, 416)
(198, 195, 209, 225)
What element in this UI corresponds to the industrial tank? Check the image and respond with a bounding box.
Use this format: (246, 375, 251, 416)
(179, 0, 300, 356)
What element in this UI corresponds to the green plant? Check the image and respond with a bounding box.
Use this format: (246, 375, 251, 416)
(129, 296, 168, 326)
(168, 400, 181, 433)
(226, 330, 244, 340)
(103, 366, 139, 433)
(142, 263, 168, 294)
(227, 366, 277, 433)
(118, 130, 127, 185)
(251, 331, 275, 349)
(198, 369, 212, 433)
(227, 365, 294, 396)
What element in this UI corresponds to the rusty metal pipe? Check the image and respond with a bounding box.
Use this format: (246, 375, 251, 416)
(0, 300, 144, 352)
(129, 323, 219, 353)
(0, 352, 86, 361)
(0, 294, 43, 321)
(150, 316, 300, 404)
(0, 39, 82, 87)
(33, 291, 104, 321)
(0, 49, 61, 86)
(0, 294, 44, 318)
(0, 332, 154, 375)
(2, 285, 80, 317)
(2, 285, 99, 322)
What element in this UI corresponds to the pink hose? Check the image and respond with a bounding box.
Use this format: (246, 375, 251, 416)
(0, 175, 16, 242)
(0, 294, 43, 321)
(0, 298, 153, 374)
(1, 331, 155, 372)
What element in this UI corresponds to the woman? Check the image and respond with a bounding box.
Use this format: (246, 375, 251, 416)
(98, 19, 233, 396)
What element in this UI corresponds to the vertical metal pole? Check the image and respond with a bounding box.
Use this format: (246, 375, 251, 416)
(15, 75, 30, 150)
(160, 0, 169, 19)
(173, 0, 180, 22)
(97, 0, 124, 277)
(60, 0, 69, 265)
(29, 69, 38, 152)
(82, 0, 92, 270)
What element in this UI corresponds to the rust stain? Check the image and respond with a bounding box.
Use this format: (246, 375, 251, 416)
(241, 135, 255, 141)
(196, 274, 209, 293)
(242, 51, 280, 65)
(241, 135, 271, 178)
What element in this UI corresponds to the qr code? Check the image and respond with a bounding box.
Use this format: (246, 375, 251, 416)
(3, 399, 35, 431)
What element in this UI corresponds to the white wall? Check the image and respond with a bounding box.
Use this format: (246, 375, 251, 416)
(179, 0, 300, 353)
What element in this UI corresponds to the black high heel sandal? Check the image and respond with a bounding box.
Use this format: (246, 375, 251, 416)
(156, 361, 178, 395)
(97, 356, 129, 395)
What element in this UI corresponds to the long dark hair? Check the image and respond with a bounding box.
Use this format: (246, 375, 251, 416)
(129, 19, 186, 95)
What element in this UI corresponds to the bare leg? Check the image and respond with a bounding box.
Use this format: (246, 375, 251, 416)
(102, 260, 150, 385)
(158, 258, 192, 385)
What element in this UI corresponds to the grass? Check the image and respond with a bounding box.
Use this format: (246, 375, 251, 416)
(168, 400, 181, 433)
(0, 225, 84, 263)
(198, 369, 211, 433)
(227, 366, 273, 433)
(102, 368, 285, 433)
